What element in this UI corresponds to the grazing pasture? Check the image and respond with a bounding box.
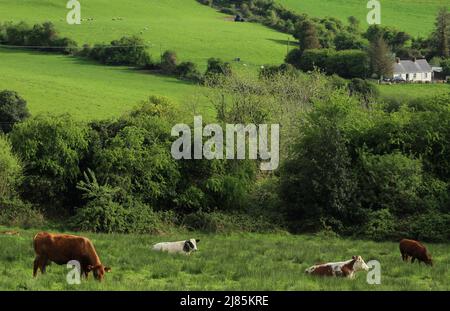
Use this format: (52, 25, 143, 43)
(0, 48, 213, 120)
(378, 83, 450, 102)
(0, 0, 294, 68)
(278, 0, 448, 36)
(0, 226, 448, 290)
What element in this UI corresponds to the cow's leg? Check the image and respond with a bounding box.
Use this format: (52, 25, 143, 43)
(33, 256, 40, 277)
(38, 257, 48, 274)
(411, 257, 415, 263)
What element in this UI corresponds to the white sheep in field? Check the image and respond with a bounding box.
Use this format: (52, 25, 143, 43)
(152, 239, 200, 255)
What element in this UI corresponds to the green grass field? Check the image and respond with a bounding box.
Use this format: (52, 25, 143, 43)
(378, 83, 450, 101)
(278, 0, 448, 37)
(0, 47, 214, 120)
(0, 226, 449, 290)
(0, 0, 294, 68)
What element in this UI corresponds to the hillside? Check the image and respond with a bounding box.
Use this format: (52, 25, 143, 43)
(0, 48, 213, 120)
(278, 0, 448, 36)
(0, 0, 294, 68)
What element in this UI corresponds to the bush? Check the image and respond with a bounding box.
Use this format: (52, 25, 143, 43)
(9, 114, 89, 208)
(0, 90, 30, 133)
(176, 61, 202, 82)
(161, 50, 178, 73)
(286, 48, 370, 78)
(205, 58, 232, 76)
(72, 170, 176, 234)
(348, 78, 379, 102)
(0, 198, 45, 228)
(404, 212, 450, 242)
(86, 36, 151, 66)
(363, 209, 396, 241)
(0, 135, 22, 198)
(357, 151, 423, 215)
(1, 21, 78, 53)
(183, 211, 280, 233)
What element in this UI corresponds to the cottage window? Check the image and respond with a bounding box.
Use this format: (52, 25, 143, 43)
(413, 73, 417, 79)
(424, 73, 428, 78)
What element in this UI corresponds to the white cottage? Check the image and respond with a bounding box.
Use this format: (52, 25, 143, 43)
(392, 58, 432, 82)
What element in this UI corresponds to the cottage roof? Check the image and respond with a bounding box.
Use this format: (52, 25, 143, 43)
(393, 59, 432, 74)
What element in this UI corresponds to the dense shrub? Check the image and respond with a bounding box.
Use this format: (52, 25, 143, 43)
(357, 152, 423, 216)
(9, 114, 89, 208)
(280, 93, 360, 232)
(363, 209, 396, 241)
(286, 48, 370, 78)
(0, 198, 45, 228)
(183, 211, 280, 233)
(348, 78, 379, 102)
(161, 50, 178, 73)
(0, 136, 22, 198)
(0, 90, 30, 133)
(0, 21, 77, 53)
(205, 58, 232, 76)
(175, 61, 203, 82)
(84, 36, 151, 66)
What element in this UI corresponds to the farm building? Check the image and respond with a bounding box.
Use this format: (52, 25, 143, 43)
(392, 58, 432, 82)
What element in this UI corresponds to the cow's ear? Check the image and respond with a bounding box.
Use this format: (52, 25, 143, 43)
(352, 256, 356, 260)
(105, 267, 112, 273)
(196, 239, 200, 243)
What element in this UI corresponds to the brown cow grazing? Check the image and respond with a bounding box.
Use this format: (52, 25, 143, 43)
(399, 239, 432, 266)
(33, 232, 111, 281)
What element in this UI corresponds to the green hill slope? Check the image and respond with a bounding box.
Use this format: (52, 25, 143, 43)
(0, 48, 212, 120)
(278, 0, 447, 36)
(0, 0, 293, 68)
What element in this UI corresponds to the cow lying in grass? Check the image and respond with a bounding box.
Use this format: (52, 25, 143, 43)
(400, 239, 433, 266)
(305, 256, 369, 278)
(33, 232, 111, 281)
(152, 239, 200, 255)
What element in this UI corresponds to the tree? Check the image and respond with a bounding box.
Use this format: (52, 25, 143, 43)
(347, 16, 360, 33)
(294, 20, 321, 52)
(0, 90, 30, 133)
(432, 7, 450, 57)
(369, 36, 393, 78)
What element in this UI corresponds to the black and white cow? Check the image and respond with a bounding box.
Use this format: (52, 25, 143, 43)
(152, 239, 200, 255)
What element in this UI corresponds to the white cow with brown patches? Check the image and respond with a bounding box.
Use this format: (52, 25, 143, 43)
(305, 256, 369, 278)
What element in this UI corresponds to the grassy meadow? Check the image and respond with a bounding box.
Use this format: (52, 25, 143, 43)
(0, 0, 294, 68)
(378, 83, 450, 101)
(0, 47, 215, 120)
(278, 0, 448, 37)
(0, 226, 448, 290)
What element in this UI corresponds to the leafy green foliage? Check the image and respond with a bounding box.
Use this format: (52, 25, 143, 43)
(0, 90, 29, 133)
(9, 114, 89, 208)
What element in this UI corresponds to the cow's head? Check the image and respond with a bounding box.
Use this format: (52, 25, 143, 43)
(87, 264, 112, 281)
(425, 253, 433, 266)
(352, 256, 369, 271)
(183, 239, 200, 253)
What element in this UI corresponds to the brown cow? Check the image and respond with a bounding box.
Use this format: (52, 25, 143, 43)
(399, 239, 432, 266)
(33, 232, 111, 281)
